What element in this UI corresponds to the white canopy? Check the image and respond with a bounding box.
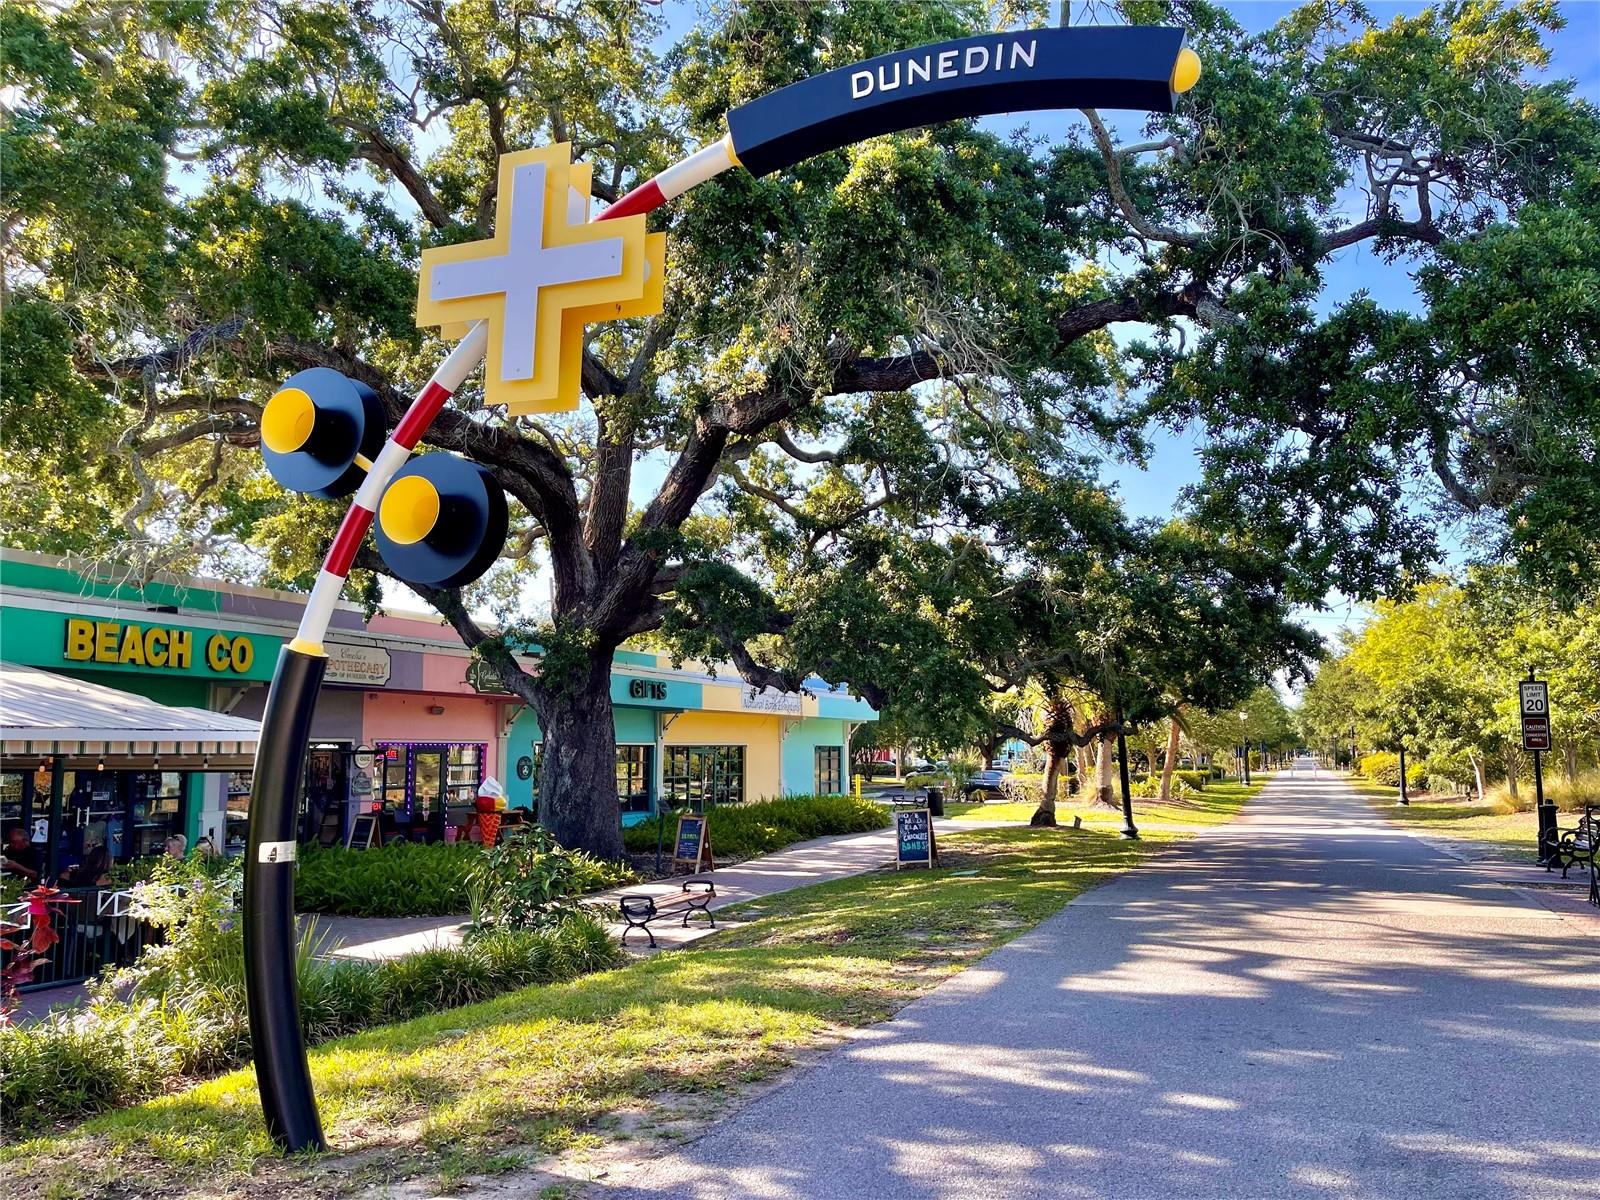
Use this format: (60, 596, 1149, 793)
(1, 663, 259, 767)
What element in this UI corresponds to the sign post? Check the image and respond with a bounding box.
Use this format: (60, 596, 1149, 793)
(1519, 671, 1555, 865)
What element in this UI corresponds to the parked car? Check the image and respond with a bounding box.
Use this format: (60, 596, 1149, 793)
(962, 769, 1011, 800)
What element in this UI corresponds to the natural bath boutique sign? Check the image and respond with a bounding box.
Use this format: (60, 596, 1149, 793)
(240, 19, 1201, 1155)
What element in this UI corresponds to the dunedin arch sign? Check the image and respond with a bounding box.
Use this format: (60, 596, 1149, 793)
(242, 23, 1199, 1153)
(725, 26, 1197, 177)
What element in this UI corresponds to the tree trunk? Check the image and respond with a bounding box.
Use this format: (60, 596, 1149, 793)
(1096, 736, 1115, 806)
(1075, 743, 1092, 792)
(531, 652, 625, 860)
(1159, 717, 1181, 802)
(1565, 741, 1577, 782)
(1470, 751, 1486, 802)
(1504, 746, 1519, 804)
(1032, 740, 1067, 826)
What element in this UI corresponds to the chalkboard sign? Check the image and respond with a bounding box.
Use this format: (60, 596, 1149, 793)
(672, 813, 715, 873)
(895, 807, 937, 869)
(346, 813, 378, 850)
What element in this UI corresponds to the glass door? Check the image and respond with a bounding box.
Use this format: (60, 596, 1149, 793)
(411, 749, 444, 840)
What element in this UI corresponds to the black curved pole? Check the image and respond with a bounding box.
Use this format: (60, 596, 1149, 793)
(245, 646, 327, 1153)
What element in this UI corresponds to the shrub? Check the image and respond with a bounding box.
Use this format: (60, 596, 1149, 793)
(1359, 752, 1425, 789)
(1132, 775, 1195, 800)
(1543, 769, 1600, 813)
(0, 914, 622, 1133)
(0, 1007, 166, 1127)
(622, 794, 889, 860)
(468, 826, 636, 934)
(295, 841, 480, 917)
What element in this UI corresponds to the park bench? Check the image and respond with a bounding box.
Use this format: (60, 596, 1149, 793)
(1550, 806, 1598, 907)
(617, 880, 716, 947)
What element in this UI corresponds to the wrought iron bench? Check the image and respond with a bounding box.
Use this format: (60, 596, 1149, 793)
(1550, 806, 1598, 907)
(617, 880, 716, 947)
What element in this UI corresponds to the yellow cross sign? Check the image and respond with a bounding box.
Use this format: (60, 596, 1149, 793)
(416, 143, 665, 413)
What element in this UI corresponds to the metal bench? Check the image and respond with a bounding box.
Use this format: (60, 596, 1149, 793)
(1550, 806, 1598, 907)
(617, 880, 716, 947)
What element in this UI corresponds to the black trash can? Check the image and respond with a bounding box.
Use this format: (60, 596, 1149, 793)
(925, 786, 945, 817)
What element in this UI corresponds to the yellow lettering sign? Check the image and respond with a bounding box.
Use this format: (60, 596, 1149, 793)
(145, 627, 168, 668)
(64, 618, 95, 661)
(119, 624, 146, 666)
(60, 619, 249, 673)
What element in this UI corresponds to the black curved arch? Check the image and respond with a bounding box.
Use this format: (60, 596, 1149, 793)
(726, 26, 1189, 177)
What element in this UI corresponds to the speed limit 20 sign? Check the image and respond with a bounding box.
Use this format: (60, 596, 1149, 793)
(1520, 681, 1551, 751)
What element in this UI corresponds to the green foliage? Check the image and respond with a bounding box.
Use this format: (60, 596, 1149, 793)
(1305, 569, 1600, 793)
(1359, 752, 1426, 790)
(468, 825, 636, 933)
(1, 915, 621, 1132)
(294, 841, 481, 917)
(622, 794, 889, 859)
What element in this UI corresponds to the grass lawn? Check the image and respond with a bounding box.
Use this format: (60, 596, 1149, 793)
(948, 780, 1255, 829)
(5, 782, 1260, 1200)
(1351, 777, 1542, 863)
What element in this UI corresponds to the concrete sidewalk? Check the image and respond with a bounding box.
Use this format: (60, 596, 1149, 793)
(319, 816, 1015, 958)
(598, 772, 1600, 1200)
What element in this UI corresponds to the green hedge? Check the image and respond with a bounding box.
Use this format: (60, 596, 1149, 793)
(295, 841, 481, 916)
(0, 917, 621, 1132)
(295, 839, 635, 918)
(622, 794, 890, 860)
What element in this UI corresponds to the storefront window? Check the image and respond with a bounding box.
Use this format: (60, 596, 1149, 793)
(372, 742, 485, 841)
(814, 746, 842, 795)
(616, 746, 651, 814)
(664, 746, 745, 811)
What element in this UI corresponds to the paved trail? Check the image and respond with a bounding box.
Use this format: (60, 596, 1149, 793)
(600, 773, 1600, 1200)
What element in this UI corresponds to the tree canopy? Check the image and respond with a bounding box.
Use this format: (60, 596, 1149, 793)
(4, 0, 1597, 853)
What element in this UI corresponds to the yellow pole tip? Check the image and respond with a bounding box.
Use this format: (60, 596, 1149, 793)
(380, 474, 441, 546)
(261, 387, 316, 454)
(1172, 48, 1202, 95)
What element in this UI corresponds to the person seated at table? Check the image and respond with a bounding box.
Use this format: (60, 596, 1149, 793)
(2, 826, 40, 882)
(59, 837, 111, 887)
(164, 834, 187, 858)
(193, 835, 219, 858)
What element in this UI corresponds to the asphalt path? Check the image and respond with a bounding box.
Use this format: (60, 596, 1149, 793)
(599, 771, 1600, 1200)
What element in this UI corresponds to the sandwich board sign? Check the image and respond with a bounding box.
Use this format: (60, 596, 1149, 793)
(1520, 680, 1551, 751)
(895, 806, 938, 869)
(346, 812, 378, 850)
(673, 813, 715, 873)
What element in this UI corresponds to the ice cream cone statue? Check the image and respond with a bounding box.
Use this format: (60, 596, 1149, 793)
(474, 776, 507, 846)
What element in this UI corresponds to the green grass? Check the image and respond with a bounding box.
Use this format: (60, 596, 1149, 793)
(1351, 778, 1542, 862)
(947, 779, 1256, 829)
(4, 782, 1262, 1200)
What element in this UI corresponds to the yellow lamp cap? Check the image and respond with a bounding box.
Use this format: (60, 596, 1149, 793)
(1172, 48, 1202, 95)
(380, 474, 441, 546)
(261, 387, 316, 454)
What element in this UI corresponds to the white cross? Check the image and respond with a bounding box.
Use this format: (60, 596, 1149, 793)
(427, 161, 624, 381)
